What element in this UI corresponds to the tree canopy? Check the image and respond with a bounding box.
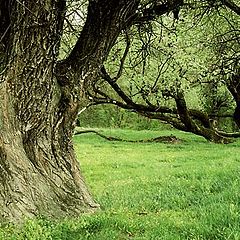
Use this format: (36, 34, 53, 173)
(82, 0, 240, 143)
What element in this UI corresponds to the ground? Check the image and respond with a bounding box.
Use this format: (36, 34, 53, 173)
(1, 128, 240, 239)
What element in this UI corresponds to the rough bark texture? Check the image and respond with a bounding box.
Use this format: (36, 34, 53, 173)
(0, 0, 139, 222)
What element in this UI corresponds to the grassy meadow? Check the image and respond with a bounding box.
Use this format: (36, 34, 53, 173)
(1, 128, 240, 239)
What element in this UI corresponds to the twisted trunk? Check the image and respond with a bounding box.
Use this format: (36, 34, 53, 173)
(0, 0, 139, 222)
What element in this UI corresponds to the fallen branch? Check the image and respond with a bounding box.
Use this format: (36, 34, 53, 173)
(74, 130, 182, 143)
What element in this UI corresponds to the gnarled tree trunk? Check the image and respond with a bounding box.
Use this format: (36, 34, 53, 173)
(0, 0, 138, 222)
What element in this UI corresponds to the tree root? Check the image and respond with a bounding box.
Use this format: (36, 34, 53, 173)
(74, 130, 182, 143)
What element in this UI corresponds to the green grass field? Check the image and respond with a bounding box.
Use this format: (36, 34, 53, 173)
(1, 128, 240, 240)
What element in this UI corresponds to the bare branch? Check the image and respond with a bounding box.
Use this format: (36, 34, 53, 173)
(115, 31, 131, 80)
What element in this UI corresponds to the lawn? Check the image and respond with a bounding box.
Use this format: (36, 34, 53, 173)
(1, 128, 240, 240)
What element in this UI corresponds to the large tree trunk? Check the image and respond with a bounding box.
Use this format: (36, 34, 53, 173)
(0, 82, 97, 222)
(0, 0, 139, 222)
(0, 0, 97, 222)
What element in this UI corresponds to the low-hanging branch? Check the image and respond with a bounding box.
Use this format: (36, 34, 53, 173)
(86, 64, 236, 143)
(74, 129, 182, 143)
(94, 66, 212, 129)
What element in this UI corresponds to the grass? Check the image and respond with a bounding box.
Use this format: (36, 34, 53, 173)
(1, 128, 240, 239)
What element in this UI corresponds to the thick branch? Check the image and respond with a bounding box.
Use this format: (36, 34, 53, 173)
(135, 0, 184, 23)
(100, 67, 179, 114)
(174, 91, 197, 131)
(62, 0, 139, 69)
(138, 111, 186, 131)
(96, 66, 213, 129)
(221, 0, 240, 15)
(89, 86, 234, 143)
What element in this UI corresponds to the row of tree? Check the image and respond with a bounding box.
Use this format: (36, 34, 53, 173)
(0, 0, 239, 222)
(83, 1, 240, 143)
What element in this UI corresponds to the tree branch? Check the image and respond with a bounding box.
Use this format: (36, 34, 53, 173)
(115, 31, 131, 81)
(221, 0, 240, 15)
(0, 0, 12, 57)
(174, 91, 197, 131)
(135, 0, 184, 23)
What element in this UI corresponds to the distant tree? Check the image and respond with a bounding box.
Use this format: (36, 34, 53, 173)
(87, 0, 240, 143)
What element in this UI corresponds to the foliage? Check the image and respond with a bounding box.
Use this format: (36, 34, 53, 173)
(85, 1, 240, 142)
(78, 104, 168, 130)
(1, 128, 240, 239)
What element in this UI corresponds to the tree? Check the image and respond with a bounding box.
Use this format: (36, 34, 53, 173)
(87, 0, 240, 143)
(0, 0, 190, 222)
(1, 0, 238, 222)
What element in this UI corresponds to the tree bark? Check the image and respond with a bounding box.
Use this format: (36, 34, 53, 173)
(0, 0, 139, 222)
(227, 72, 240, 128)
